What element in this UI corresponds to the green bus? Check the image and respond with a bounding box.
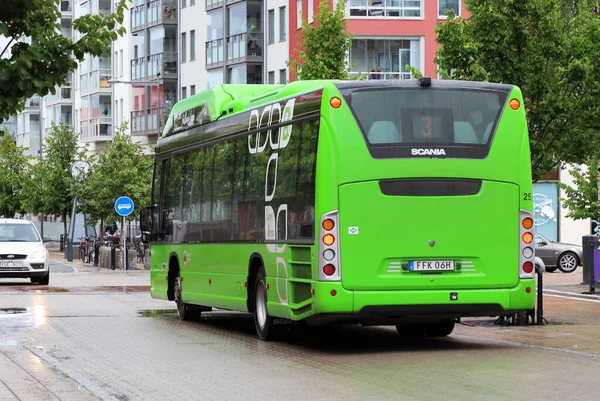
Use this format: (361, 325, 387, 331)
(140, 78, 536, 341)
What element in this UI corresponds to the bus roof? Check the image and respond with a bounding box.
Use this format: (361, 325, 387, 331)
(161, 80, 336, 139)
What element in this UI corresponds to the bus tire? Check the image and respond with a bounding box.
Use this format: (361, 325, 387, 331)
(174, 276, 201, 321)
(253, 266, 280, 341)
(396, 320, 455, 337)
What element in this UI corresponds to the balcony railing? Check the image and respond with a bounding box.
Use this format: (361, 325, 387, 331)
(132, 0, 177, 31)
(131, 4, 146, 31)
(206, 39, 224, 67)
(346, 0, 422, 18)
(131, 57, 146, 80)
(25, 96, 41, 109)
(149, 52, 177, 78)
(349, 71, 412, 80)
(80, 119, 113, 142)
(227, 33, 263, 62)
(206, 0, 223, 10)
(148, 0, 177, 27)
(131, 107, 168, 135)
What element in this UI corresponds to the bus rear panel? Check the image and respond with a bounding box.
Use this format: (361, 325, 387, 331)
(311, 80, 534, 324)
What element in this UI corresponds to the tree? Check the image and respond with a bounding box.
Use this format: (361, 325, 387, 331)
(74, 123, 153, 234)
(434, 0, 600, 180)
(557, 158, 598, 222)
(0, 0, 129, 122)
(0, 129, 32, 217)
(287, 1, 354, 80)
(24, 123, 88, 236)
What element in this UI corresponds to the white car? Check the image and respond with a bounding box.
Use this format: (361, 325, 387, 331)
(0, 218, 50, 285)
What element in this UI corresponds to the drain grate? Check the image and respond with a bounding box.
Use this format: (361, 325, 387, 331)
(0, 308, 27, 314)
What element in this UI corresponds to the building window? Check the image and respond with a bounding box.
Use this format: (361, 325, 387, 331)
(113, 51, 118, 78)
(181, 0, 186, 8)
(190, 30, 196, 61)
(191, 85, 196, 96)
(297, 0, 302, 28)
(279, 69, 287, 84)
(347, 0, 422, 18)
(438, 0, 460, 17)
(207, 11, 224, 66)
(349, 38, 421, 80)
(268, 9, 275, 44)
(279, 6, 286, 41)
(119, 49, 123, 77)
(268, 71, 275, 84)
(308, 0, 313, 23)
(119, 99, 123, 124)
(191, 0, 195, 5)
(181, 32, 187, 63)
(181, 86, 187, 100)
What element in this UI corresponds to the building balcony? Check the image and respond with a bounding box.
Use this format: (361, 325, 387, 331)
(206, 0, 223, 11)
(345, 0, 422, 18)
(131, 0, 177, 33)
(80, 69, 112, 95)
(131, 53, 177, 81)
(80, 118, 113, 143)
(349, 71, 412, 80)
(131, 107, 167, 136)
(206, 39, 224, 69)
(226, 33, 264, 64)
(60, 0, 73, 17)
(24, 96, 41, 110)
(45, 84, 73, 105)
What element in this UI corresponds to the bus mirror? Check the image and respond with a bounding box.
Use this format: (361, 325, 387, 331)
(140, 207, 152, 232)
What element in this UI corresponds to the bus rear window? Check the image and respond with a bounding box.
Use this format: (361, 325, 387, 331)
(342, 88, 509, 151)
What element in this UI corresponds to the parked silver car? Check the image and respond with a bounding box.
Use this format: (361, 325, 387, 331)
(534, 233, 582, 273)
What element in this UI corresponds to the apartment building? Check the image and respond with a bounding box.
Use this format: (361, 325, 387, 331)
(129, 0, 178, 150)
(290, 0, 465, 81)
(179, 0, 206, 97)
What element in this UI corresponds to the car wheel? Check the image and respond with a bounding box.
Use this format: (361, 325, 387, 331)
(557, 252, 579, 273)
(32, 271, 49, 285)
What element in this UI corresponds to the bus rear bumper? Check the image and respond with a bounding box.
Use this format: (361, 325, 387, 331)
(309, 279, 535, 325)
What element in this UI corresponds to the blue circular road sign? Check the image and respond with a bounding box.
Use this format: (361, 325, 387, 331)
(115, 196, 135, 217)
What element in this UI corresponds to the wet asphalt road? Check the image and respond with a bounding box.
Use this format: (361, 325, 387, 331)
(0, 270, 599, 401)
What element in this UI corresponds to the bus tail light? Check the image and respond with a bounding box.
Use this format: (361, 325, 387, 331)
(319, 211, 341, 281)
(519, 209, 535, 279)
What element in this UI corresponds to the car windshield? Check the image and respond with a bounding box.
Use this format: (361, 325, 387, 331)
(0, 224, 40, 242)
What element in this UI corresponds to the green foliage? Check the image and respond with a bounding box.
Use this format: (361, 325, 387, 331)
(0, 0, 130, 122)
(287, 1, 354, 80)
(0, 129, 32, 217)
(434, 0, 600, 180)
(24, 123, 88, 233)
(74, 122, 153, 227)
(557, 158, 598, 221)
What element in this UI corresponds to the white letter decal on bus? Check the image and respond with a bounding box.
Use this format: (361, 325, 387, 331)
(275, 204, 288, 253)
(257, 105, 272, 154)
(275, 257, 289, 305)
(269, 103, 282, 150)
(247, 109, 260, 154)
(265, 206, 277, 252)
(265, 153, 278, 202)
(279, 98, 295, 149)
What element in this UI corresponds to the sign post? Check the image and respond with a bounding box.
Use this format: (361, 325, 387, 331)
(115, 196, 135, 271)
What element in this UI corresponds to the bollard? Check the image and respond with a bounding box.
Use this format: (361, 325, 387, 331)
(94, 242, 99, 267)
(59, 234, 64, 252)
(535, 263, 546, 325)
(581, 235, 597, 285)
(110, 243, 116, 270)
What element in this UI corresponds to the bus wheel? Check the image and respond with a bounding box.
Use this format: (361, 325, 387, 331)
(253, 267, 280, 341)
(174, 277, 201, 321)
